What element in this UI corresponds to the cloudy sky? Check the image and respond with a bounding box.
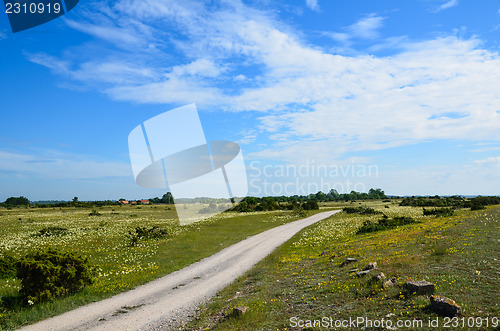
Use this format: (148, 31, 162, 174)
(0, 0, 499, 200)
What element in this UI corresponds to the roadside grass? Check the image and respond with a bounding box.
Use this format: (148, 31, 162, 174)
(185, 204, 500, 330)
(0, 205, 328, 330)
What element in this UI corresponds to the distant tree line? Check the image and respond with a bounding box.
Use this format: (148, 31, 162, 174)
(400, 195, 500, 211)
(231, 197, 319, 212)
(230, 188, 387, 213)
(0, 196, 119, 208)
(148, 192, 174, 204)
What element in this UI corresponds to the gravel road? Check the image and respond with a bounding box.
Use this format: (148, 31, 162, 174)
(19, 210, 339, 331)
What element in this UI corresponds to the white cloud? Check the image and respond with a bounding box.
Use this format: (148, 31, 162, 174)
(29, 0, 500, 167)
(432, 0, 459, 12)
(474, 156, 500, 167)
(324, 14, 385, 44)
(348, 14, 385, 39)
(305, 0, 319, 12)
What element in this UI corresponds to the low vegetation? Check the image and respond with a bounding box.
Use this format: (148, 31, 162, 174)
(185, 203, 500, 330)
(0, 204, 323, 330)
(16, 249, 94, 304)
(356, 215, 418, 234)
(423, 207, 454, 217)
(342, 206, 382, 215)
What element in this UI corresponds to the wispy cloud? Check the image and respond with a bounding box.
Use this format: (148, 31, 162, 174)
(305, 0, 319, 12)
(323, 13, 385, 45)
(348, 14, 385, 39)
(28, 0, 500, 166)
(474, 156, 500, 167)
(432, 0, 459, 13)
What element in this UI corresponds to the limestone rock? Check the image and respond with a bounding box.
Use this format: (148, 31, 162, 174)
(404, 280, 435, 295)
(356, 270, 371, 277)
(383, 278, 397, 287)
(363, 262, 377, 270)
(341, 258, 357, 267)
(231, 306, 249, 317)
(430, 295, 461, 317)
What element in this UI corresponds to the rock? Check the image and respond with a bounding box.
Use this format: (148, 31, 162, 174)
(349, 268, 360, 273)
(356, 270, 371, 277)
(231, 306, 249, 317)
(404, 280, 435, 295)
(372, 272, 385, 281)
(430, 295, 461, 317)
(340, 258, 357, 267)
(385, 313, 396, 318)
(363, 262, 377, 270)
(383, 278, 397, 287)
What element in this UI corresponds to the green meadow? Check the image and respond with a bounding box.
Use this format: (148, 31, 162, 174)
(0, 204, 323, 330)
(184, 202, 500, 330)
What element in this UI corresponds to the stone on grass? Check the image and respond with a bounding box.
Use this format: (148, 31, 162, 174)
(356, 270, 371, 277)
(430, 295, 461, 317)
(340, 258, 357, 267)
(404, 280, 435, 295)
(363, 262, 377, 270)
(349, 268, 359, 273)
(231, 306, 249, 317)
(372, 272, 385, 281)
(383, 278, 397, 288)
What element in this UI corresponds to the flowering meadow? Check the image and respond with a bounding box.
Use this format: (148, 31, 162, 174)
(186, 201, 500, 330)
(0, 204, 304, 330)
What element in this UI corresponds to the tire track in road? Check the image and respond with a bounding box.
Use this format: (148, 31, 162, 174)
(19, 210, 339, 331)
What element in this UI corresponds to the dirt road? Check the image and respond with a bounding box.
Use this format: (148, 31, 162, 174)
(19, 210, 339, 330)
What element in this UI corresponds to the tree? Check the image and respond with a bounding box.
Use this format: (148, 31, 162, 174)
(162, 192, 174, 204)
(4, 196, 30, 206)
(72, 197, 79, 203)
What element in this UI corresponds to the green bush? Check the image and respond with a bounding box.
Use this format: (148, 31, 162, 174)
(88, 209, 101, 216)
(34, 226, 68, 237)
(15, 249, 93, 303)
(342, 206, 382, 215)
(423, 207, 454, 217)
(0, 253, 17, 279)
(127, 226, 170, 246)
(470, 200, 486, 211)
(356, 216, 417, 234)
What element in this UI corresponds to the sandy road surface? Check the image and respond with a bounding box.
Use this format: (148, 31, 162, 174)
(19, 210, 339, 331)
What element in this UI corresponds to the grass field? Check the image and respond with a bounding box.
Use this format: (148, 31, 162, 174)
(184, 202, 500, 330)
(0, 204, 327, 330)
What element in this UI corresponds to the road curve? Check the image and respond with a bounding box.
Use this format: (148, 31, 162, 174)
(19, 210, 339, 331)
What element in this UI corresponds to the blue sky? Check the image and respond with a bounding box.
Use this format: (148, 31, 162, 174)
(0, 0, 499, 201)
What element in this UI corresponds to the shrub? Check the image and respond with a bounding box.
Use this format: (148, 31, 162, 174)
(127, 226, 170, 246)
(301, 200, 319, 210)
(0, 253, 17, 279)
(342, 206, 382, 215)
(88, 209, 101, 216)
(356, 216, 418, 234)
(423, 208, 454, 217)
(34, 226, 68, 237)
(15, 249, 93, 303)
